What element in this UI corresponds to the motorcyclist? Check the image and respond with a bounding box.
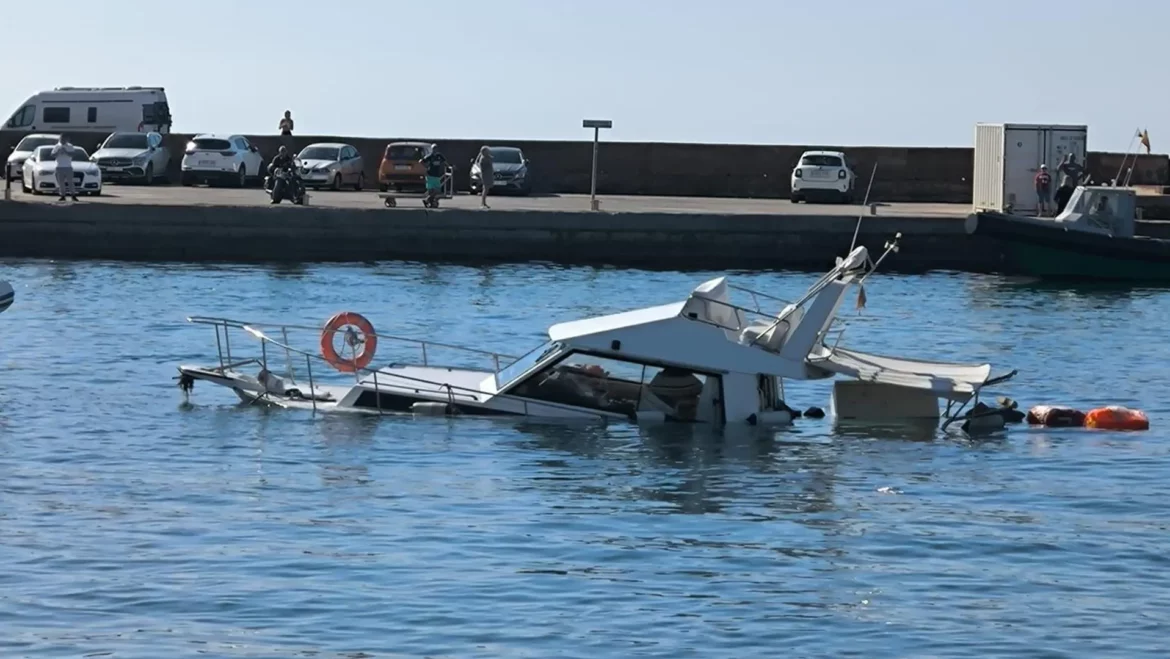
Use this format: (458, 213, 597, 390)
(267, 145, 301, 202)
(269, 145, 297, 175)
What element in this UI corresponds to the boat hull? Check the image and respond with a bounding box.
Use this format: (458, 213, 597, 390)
(966, 211, 1170, 280)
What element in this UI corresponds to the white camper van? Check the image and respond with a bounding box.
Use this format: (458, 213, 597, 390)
(2, 87, 173, 135)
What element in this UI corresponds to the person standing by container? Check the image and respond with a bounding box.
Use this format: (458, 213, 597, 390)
(476, 146, 494, 209)
(1054, 153, 1084, 214)
(1034, 164, 1053, 216)
(50, 134, 78, 202)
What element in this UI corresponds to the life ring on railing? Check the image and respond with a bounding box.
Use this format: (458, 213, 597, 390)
(1084, 406, 1149, 431)
(320, 311, 378, 373)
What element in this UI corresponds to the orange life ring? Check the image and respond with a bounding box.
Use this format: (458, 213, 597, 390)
(320, 311, 377, 373)
(1084, 406, 1149, 431)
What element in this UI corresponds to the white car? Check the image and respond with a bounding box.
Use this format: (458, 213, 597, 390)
(180, 133, 264, 187)
(790, 150, 856, 204)
(5, 133, 60, 181)
(21, 145, 102, 196)
(92, 131, 170, 184)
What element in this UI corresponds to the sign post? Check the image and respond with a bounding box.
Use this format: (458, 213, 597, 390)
(582, 119, 612, 211)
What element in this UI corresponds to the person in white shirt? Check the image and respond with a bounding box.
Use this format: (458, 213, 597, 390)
(50, 135, 78, 202)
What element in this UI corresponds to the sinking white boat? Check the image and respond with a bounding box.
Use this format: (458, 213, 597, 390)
(0, 281, 13, 314)
(176, 237, 1015, 429)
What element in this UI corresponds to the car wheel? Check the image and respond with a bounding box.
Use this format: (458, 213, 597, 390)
(331, 174, 342, 191)
(790, 195, 801, 203)
(354, 173, 364, 191)
(92, 188, 102, 196)
(379, 183, 388, 192)
(21, 176, 30, 194)
(842, 193, 854, 204)
(237, 166, 247, 188)
(143, 163, 154, 186)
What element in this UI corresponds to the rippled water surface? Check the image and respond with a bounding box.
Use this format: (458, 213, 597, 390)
(2, 259, 1170, 657)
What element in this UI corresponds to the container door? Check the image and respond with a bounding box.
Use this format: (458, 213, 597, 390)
(1003, 128, 1044, 213)
(1046, 129, 1087, 183)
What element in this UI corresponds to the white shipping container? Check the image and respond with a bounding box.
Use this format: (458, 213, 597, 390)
(972, 123, 1088, 214)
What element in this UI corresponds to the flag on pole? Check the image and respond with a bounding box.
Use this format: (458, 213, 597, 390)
(856, 284, 867, 311)
(1140, 129, 1151, 154)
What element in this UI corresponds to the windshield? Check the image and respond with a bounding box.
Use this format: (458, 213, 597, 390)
(386, 145, 425, 161)
(299, 146, 340, 161)
(800, 155, 843, 167)
(494, 341, 564, 390)
(35, 146, 88, 161)
(15, 136, 58, 152)
(102, 133, 149, 150)
(489, 148, 523, 164)
(190, 138, 232, 151)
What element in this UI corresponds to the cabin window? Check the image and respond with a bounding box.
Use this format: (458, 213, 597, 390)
(42, 107, 69, 123)
(142, 101, 171, 127)
(509, 353, 719, 421)
(87, 107, 97, 123)
(6, 105, 34, 128)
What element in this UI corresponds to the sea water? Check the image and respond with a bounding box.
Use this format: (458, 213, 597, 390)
(0, 259, 1168, 657)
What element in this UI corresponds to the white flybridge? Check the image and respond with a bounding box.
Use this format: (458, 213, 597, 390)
(176, 236, 1015, 429)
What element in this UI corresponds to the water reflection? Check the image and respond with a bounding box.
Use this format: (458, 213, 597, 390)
(965, 274, 1165, 312)
(831, 420, 942, 443)
(509, 421, 841, 518)
(265, 263, 309, 279)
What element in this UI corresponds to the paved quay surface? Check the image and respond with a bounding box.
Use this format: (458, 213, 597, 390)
(11, 184, 972, 218)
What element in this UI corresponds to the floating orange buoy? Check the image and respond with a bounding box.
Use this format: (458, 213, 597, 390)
(1026, 405, 1086, 428)
(320, 311, 378, 373)
(1084, 406, 1150, 431)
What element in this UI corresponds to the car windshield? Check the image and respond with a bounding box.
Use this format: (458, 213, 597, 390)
(35, 146, 88, 161)
(494, 341, 564, 390)
(386, 145, 425, 161)
(299, 146, 340, 161)
(102, 133, 150, 149)
(800, 155, 843, 167)
(15, 136, 58, 152)
(191, 138, 233, 151)
(489, 148, 523, 164)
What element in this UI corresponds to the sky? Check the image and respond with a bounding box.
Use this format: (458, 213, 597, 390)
(2, 0, 1164, 152)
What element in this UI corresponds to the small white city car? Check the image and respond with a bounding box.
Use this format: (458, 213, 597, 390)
(790, 150, 855, 204)
(22, 145, 102, 196)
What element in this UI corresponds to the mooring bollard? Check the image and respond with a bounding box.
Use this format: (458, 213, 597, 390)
(869, 202, 877, 216)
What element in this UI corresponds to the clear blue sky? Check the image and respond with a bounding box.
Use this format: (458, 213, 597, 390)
(2, 0, 1163, 152)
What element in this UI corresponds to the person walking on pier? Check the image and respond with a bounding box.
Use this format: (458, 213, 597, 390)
(50, 135, 78, 202)
(1034, 164, 1053, 216)
(476, 146, 494, 209)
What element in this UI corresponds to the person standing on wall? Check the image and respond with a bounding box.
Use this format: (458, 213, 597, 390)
(476, 146, 494, 209)
(1034, 164, 1053, 216)
(50, 135, 78, 202)
(1054, 153, 1084, 214)
(278, 110, 295, 151)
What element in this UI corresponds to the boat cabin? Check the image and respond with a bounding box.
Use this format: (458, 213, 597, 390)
(1049, 186, 1137, 237)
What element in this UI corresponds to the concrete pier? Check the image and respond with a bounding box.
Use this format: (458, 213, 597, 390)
(0, 186, 1001, 272)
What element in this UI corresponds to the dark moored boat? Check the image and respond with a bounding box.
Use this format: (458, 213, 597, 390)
(965, 185, 1170, 280)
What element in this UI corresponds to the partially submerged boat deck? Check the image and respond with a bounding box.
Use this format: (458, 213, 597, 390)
(178, 238, 1017, 430)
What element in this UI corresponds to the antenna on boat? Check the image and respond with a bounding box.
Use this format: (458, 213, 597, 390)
(847, 162, 880, 254)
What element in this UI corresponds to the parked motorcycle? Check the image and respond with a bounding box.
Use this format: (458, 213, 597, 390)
(267, 166, 305, 205)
